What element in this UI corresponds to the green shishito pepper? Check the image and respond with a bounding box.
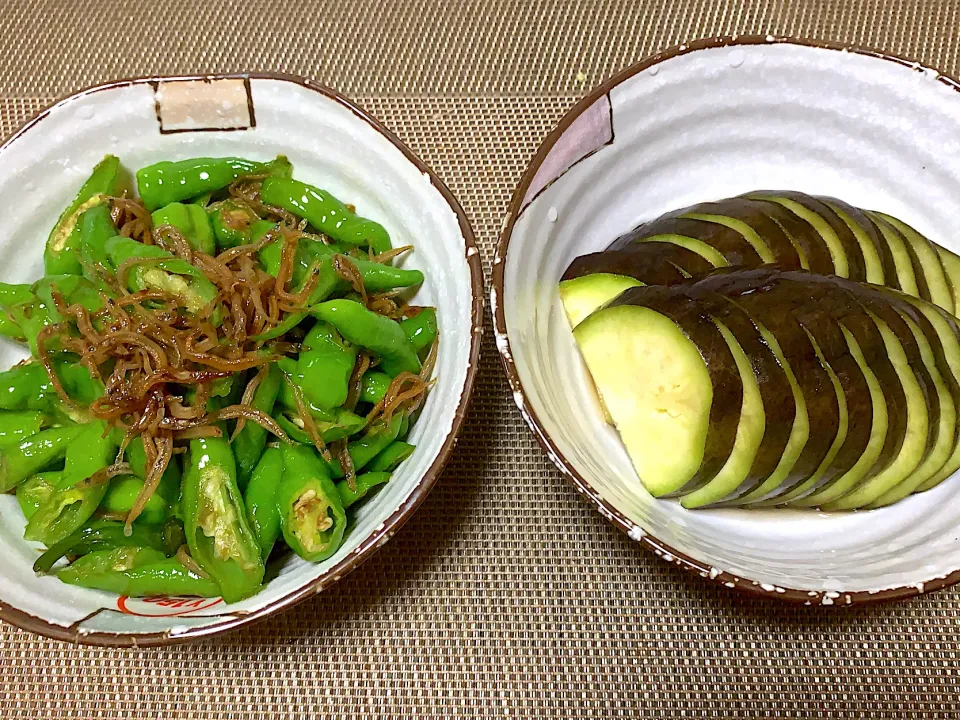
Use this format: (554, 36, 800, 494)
(136, 155, 292, 211)
(23, 422, 117, 545)
(181, 437, 264, 602)
(126, 436, 182, 503)
(45, 155, 127, 276)
(277, 444, 346, 563)
(10, 276, 106, 356)
(274, 408, 367, 446)
(234, 363, 283, 488)
(359, 370, 392, 405)
(301, 240, 422, 292)
(209, 200, 271, 250)
(368, 441, 415, 472)
(0, 282, 34, 338)
(58, 548, 220, 598)
(152, 202, 216, 255)
(243, 446, 284, 559)
(336, 471, 391, 509)
(57, 420, 117, 490)
(0, 424, 84, 493)
(79, 202, 118, 281)
(260, 177, 392, 254)
(102, 475, 171, 526)
(400, 308, 438, 355)
(310, 299, 420, 376)
(16, 471, 59, 521)
(297, 321, 357, 410)
(0, 363, 56, 411)
(104, 236, 218, 316)
(32, 519, 181, 574)
(0, 410, 47, 447)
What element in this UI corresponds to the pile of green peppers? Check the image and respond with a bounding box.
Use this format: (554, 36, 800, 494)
(0, 155, 437, 603)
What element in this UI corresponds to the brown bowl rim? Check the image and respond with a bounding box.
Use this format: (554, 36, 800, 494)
(490, 34, 960, 607)
(0, 72, 484, 645)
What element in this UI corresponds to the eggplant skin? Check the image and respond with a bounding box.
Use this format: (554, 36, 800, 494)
(563, 191, 959, 316)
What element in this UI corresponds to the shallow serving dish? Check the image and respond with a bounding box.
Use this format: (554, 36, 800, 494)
(492, 36, 960, 605)
(0, 74, 482, 644)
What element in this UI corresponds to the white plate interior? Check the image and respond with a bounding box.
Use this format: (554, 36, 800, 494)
(0, 76, 475, 637)
(499, 42, 960, 597)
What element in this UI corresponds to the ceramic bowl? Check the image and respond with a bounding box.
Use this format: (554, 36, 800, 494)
(492, 37, 960, 605)
(0, 74, 482, 644)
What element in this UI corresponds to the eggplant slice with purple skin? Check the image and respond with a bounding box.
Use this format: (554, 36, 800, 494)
(561, 191, 960, 509)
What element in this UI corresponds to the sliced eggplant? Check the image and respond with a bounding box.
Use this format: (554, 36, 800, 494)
(589, 285, 746, 496)
(876, 213, 954, 315)
(827, 311, 954, 508)
(670, 288, 796, 505)
(681, 198, 805, 269)
(676, 269, 842, 501)
(745, 192, 857, 278)
(821, 198, 887, 285)
(558, 273, 642, 329)
(723, 319, 809, 504)
(678, 318, 765, 509)
(935, 245, 960, 312)
(572, 303, 714, 496)
(630, 216, 762, 266)
(867, 212, 919, 298)
(891, 299, 960, 498)
(747, 199, 835, 275)
(568, 238, 722, 281)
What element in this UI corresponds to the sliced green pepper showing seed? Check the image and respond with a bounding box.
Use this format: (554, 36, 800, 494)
(336, 471, 391, 509)
(359, 370, 392, 405)
(277, 443, 346, 563)
(78, 202, 118, 281)
(16, 471, 59, 521)
(368, 441, 415, 472)
(243, 446, 284, 559)
(24, 474, 109, 546)
(209, 200, 270, 250)
(58, 548, 220, 597)
(152, 202, 216, 254)
(0, 410, 47, 447)
(400, 308, 437, 355)
(104, 236, 219, 316)
(0, 424, 84, 492)
(45, 155, 127, 275)
(102, 475, 171, 525)
(260, 177, 392, 254)
(181, 437, 264, 602)
(296, 321, 357, 410)
(0, 363, 56, 411)
(136, 155, 291, 211)
(234, 363, 283, 488)
(33, 519, 179, 574)
(310, 299, 420, 376)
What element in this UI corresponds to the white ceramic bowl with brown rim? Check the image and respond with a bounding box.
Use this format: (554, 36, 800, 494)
(492, 36, 960, 605)
(0, 74, 482, 644)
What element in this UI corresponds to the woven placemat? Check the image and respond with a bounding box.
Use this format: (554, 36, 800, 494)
(3, 0, 960, 717)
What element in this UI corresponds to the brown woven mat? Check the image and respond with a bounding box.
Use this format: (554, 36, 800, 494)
(3, 0, 960, 717)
